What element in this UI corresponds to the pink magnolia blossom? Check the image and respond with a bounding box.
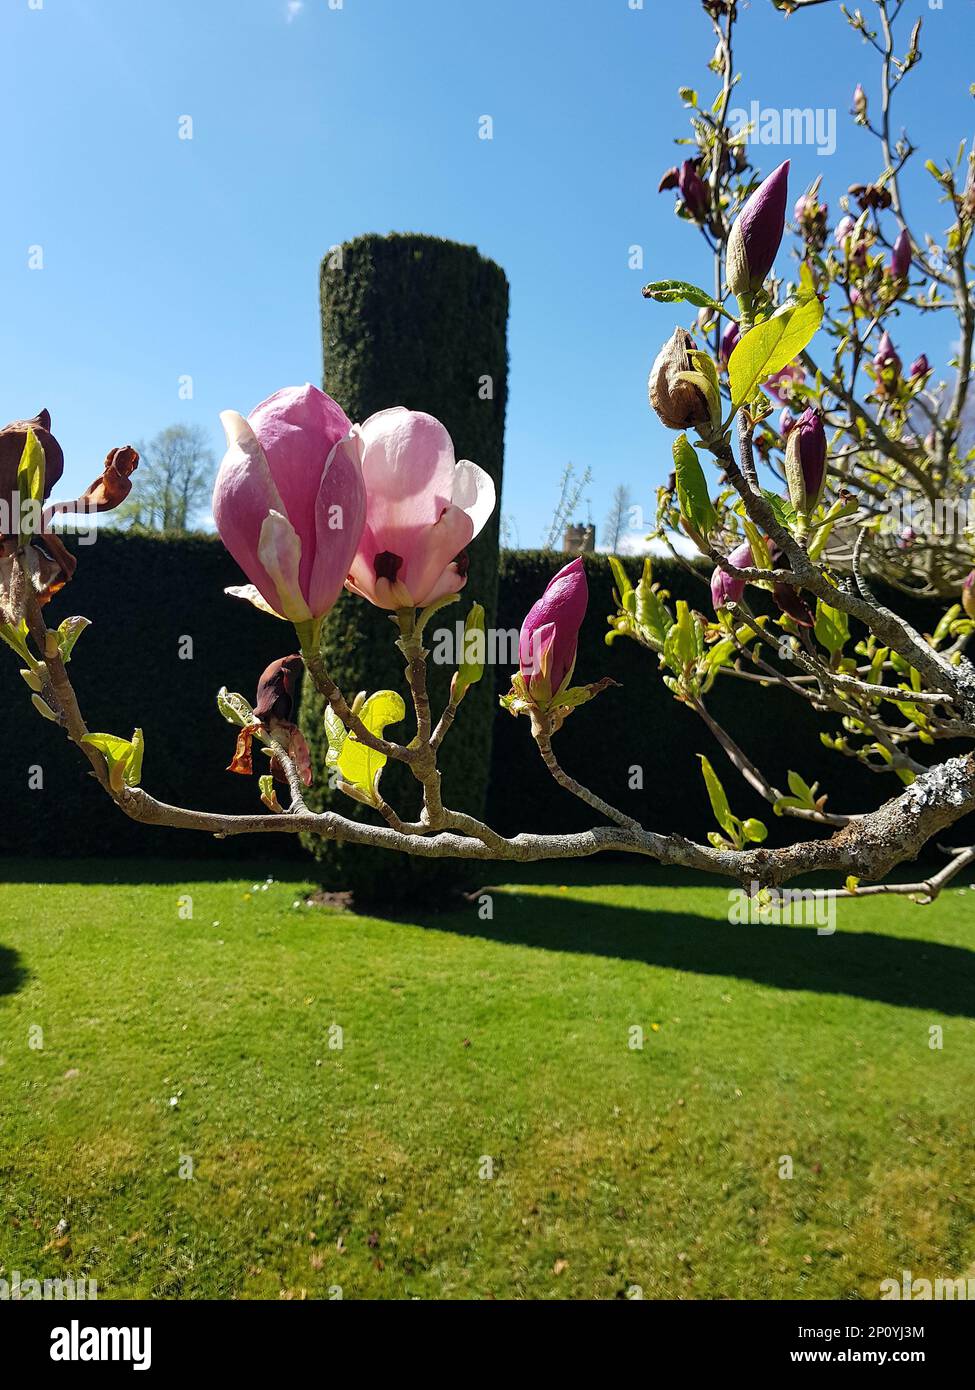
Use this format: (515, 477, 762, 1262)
(344, 408, 495, 610)
(764, 362, 806, 404)
(519, 557, 589, 702)
(213, 384, 365, 626)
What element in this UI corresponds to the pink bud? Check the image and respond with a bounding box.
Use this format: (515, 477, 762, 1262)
(710, 541, 753, 613)
(889, 228, 911, 280)
(726, 161, 790, 297)
(678, 159, 710, 221)
(518, 558, 589, 702)
(719, 320, 741, 364)
(909, 354, 929, 380)
(873, 331, 901, 380)
(779, 409, 796, 437)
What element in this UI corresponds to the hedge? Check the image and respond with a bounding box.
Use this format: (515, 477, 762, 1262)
(298, 234, 510, 905)
(1, 536, 963, 875)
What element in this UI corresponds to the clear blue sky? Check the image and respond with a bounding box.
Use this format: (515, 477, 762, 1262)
(2, 0, 972, 547)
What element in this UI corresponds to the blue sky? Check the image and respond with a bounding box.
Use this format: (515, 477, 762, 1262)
(2, 0, 972, 547)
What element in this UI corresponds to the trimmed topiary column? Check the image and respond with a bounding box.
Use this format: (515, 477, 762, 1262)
(299, 233, 509, 907)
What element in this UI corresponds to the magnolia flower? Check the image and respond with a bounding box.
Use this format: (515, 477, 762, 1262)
(909, 353, 930, 380)
(889, 228, 911, 280)
(228, 652, 311, 785)
(518, 557, 588, 703)
(784, 408, 827, 515)
(213, 384, 365, 627)
(710, 540, 752, 612)
(834, 215, 856, 246)
(344, 408, 495, 610)
(658, 166, 680, 193)
(254, 654, 304, 727)
(764, 362, 806, 404)
(726, 161, 790, 299)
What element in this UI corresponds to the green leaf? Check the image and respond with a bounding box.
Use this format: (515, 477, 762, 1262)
(728, 265, 823, 406)
(454, 602, 486, 701)
(336, 690, 405, 802)
(814, 599, 850, 657)
(642, 279, 725, 313)
(216, 687, 257, 728)
(56, 616, 90, 664)
(82, 729, 144, 792)
(0, 620, 32, 665)
(698, 754, 737, 840)
(323, 705, 348, 768)
(673, 434, 717, 539)
(608, 555, 633, 606)
(17, 426, 46, 515)
(635, 560, 672, 646)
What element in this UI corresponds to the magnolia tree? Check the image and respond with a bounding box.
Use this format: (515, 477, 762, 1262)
(2, 0, 975, 906)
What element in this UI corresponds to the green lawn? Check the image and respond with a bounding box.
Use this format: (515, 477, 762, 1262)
(0, 857, 973, 1300)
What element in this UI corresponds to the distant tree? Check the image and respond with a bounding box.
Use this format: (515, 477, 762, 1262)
(542, 462, 592, 550)
(603, 484, 633, 553)
(115, 424, 215, 534)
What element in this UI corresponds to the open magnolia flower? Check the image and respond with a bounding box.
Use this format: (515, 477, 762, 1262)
(213, 384, 366, 630)
(344, 408, 495, 610)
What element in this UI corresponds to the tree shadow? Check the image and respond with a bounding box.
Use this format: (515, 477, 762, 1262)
(413, 890, 975, 1018)
(0, 944, 27, 998)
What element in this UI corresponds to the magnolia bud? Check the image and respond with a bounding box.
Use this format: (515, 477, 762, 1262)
(678, 159, 710, 221)
(726, 161, 790, 300)
(853, 83, 868, 120)
(784, 408, 827, 515)
(719, 320, 740, 364)
(889, 228, 911, 280)
(963, 571, 975, 621)
(873, 331, 901, 390)
(909, 353, 929, 380)
(779, 409, 796, 437)
(648, 328, 717, 433)
(658, 166, 680, 193)
(710, 541, 752, 613)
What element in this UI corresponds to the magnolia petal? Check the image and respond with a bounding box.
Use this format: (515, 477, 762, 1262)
(309, 434, 367, 618)
(213, 412, 287, 613)
(224, 584, 284, 619)
(400, 504, 474, 609)
(451, 460, 496, 540)
(257, 510, 312, 624)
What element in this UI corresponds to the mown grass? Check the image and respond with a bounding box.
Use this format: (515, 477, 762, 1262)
(0, 858, 973, 1300)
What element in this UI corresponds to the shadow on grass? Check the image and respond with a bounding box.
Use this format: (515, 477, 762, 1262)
(414, 889, 975, 1018)
(0, 945, 27, 998)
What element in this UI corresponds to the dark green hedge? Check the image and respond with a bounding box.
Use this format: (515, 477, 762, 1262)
(299, 234, 510, 904)
(2, 536, 963, 875)
(0, 532, 308, 861)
